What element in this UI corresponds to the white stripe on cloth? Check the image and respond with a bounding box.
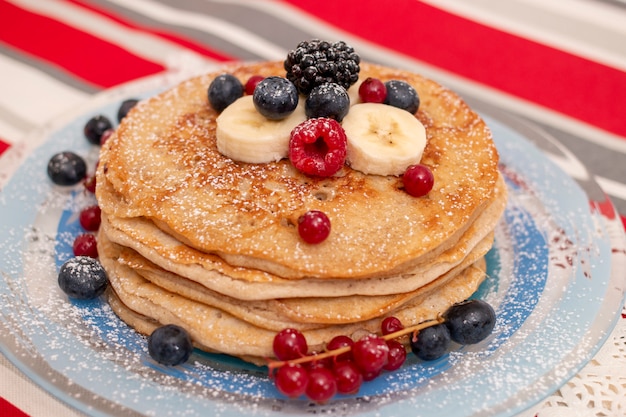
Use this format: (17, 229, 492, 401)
(8, 0, 212, 69)
(105, 0, 287, 60)
(0, 355, 85, 417)
(420, 0, 626, 71)
(0, 54, 88, 133)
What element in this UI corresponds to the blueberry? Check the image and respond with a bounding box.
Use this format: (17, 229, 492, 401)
(384, 80, 420, 114)
(84, 115, 113, 145)
(252, 76, 299, 120)
(47, 151, 87, 186)
(444, 299, 496, 345)
(410, 323, 450, 361)
(58, 256, 107, 299)
(148, 324, 193, 366)
(305, 82, 350, 122)
(117, 98, 139, 122)
(207, 73, 244, 113)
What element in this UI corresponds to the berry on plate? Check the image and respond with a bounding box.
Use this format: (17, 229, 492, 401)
(244, 75, 265, 95)
(207, 73, 244, 112)
(72, 233, 98, 258)
(84, 115, 113, 145)
(47, 151, 87, 186)
(305, 82, 350, 122)
(284, 39, 360, 95)
(384, 80, 420, 114)
(289, 118, 347, 177)
(117, 98, 139, 122)
(147, 324, 194, 366)
(444, 299, 496, 345)
(57, 256, 107, 299)
(358, 77, 387, 103)
(410, 323, 451, 361)
(297, 210, 331, 244)
(274, 363, 309, 398)
(79, 205, 102, 231)
(402, 164, 434, 197)
(273, 328, 308, 361)
(253, 76, 299, 120)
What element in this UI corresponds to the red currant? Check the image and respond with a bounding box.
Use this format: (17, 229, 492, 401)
(383, 340, 407, 371)
(402, 164, 434, 197)
(381, 316, 404, 335)
(326, 335, 354, 362)
(273, 328, 308, 361)
(361, 369, 381, 382)
(245, 75, 264, 96)
(352, 335, 389, 375)
(333, 361, 362, 394)
(100, 128, 115, 146)
(358, 77, 387, 103)
(297, 210, 331, 244)
(79, 205, 102, 231)
(84, 175, 97, 193)
(73, 234, 98, 258)
(274, 363, 309, 398)
(289, 118, 347, 177)
(305, 367, 337, 404)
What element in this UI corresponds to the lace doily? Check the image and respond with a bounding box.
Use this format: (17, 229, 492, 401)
(520, 306, 626, 417)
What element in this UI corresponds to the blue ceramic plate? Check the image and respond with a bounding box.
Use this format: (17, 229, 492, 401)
(1, 73, 624, 417)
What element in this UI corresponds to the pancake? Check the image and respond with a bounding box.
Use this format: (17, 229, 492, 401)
(95, 57, 507, 364)
(99, 173, 505, 300)
(101, 235, 488, 360)
(97, 61, 500, 280)
(98, 230, 492, 329)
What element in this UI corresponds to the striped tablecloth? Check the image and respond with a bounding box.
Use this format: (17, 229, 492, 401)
(1, 1, 625, 416)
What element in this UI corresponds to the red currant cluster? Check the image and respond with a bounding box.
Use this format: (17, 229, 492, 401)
(68, 101, 137, 259)
(72, 203, 101, 258)
(268, 317, 442, 404)
(269, 298, 496, 403)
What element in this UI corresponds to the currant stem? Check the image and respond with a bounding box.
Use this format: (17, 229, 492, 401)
(267, 317, 445, 371)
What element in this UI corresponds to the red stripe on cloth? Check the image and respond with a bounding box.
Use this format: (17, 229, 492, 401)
(67, 0, 235, 62)
(0, 1, 165, 88)
(284, 0, 626, 138)
(0, 397, 30, 417)
(0, 139, 10, 157)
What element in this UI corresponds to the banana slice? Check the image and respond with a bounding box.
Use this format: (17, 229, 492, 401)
(216, 96, 307, 163)
(342, 103, 426, 176)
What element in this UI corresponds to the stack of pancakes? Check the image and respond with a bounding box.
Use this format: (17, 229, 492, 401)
(95, 61, 507, 363)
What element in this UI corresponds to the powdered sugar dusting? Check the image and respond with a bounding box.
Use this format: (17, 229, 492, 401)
(1, 71, 624, 417)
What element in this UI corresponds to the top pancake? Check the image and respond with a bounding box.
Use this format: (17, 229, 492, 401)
(97, 61, 500, 280)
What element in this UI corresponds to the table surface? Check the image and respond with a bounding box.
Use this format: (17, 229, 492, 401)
(1, 1, 625, 416)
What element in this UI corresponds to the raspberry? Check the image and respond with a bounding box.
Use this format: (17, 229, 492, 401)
(289, 118, 347, 177)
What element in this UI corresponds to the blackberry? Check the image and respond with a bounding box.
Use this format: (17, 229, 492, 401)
(284, 39, 360, 95)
